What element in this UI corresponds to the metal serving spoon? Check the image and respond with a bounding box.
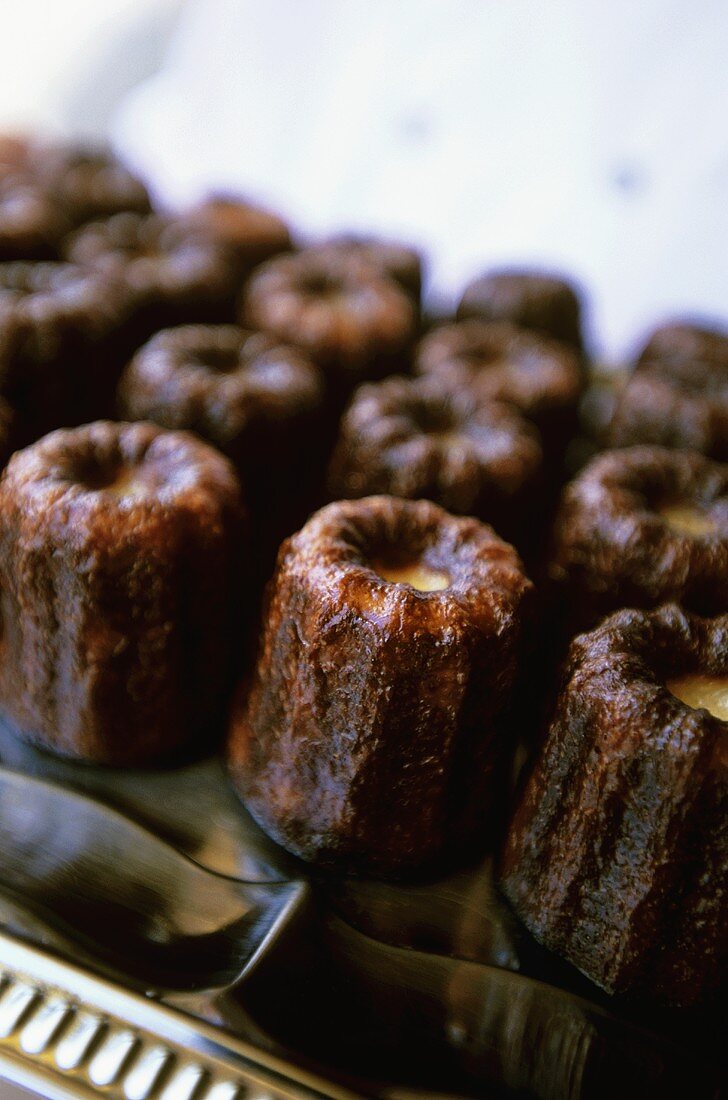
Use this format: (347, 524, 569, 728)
(0, 766, 309, 994)
(242, 911, 725, 1100)
(0, 765, 720, 1100)
(0, 714, 299, 883)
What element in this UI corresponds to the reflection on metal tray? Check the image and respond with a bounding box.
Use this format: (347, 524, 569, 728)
(0, 927, 358, 1100)
(0, 716, 722, 1099)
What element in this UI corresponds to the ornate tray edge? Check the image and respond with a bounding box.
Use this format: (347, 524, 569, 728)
(0, 928, 361, 1100)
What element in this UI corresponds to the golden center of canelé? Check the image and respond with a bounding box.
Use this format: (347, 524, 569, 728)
(373, 560, 449, 592)
(658, 501, 717, 537)
(667, 675, 728, 721)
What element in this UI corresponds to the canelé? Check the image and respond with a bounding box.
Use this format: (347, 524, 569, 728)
(31, 141, 151, 226)
(608, 366, 728, 461)
(228, 495, 533, 875)
(310, 234, 423, 302)
(118, 324, 326, 526)
(414, 320, 582, 460)
(501, 604, 727, 1007)
(549, 446, 728, 627)
(187, 195, 292, 277)
(635, 319, 728, 376)
(328, 374, 544, 547)
(457, 268, 585, 353)
(0, 175, 67, 261)
(0, 420, 245, 765)
(242, 249, 417, 406)
(0, 261, 129, 437)
(0, 135, 33, 177)
(65, 211, 240, 345)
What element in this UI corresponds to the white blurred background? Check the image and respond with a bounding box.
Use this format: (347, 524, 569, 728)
(1, 0, 727, 358)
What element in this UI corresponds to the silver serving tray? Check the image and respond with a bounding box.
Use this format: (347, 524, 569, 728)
(0, 716, 721, 1099)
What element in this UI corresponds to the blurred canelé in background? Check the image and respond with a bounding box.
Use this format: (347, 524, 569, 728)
(608, 320, 728, 460)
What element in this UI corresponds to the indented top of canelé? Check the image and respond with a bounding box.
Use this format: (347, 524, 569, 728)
(567, 604, 728, 732)
(118, 325, 324, 448)
(667, 674, 728, 721)
(414, 319, 582, 429)
(550, 445, 728, 615)
(271, 494, 534, 644)
(0, 420, 244, 548)
(327, 373, 543, 516)
(242, 249, 417, 369)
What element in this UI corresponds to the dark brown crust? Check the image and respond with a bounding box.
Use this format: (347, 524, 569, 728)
(635, 319, 728, 376)
(30, 142, 151, 226)
(118, 324, 326, 517)
(0, 397, 17, 469)
(327, 374, 544, 545)
(187, 196, 292, 274)
(608, 367, 728, 460)
(0, 420, 245, 765)
(549, 446, 728, 624)
(500, 604, 728, 1006)
(0, 136, 34, 176)
(414, 320, 582, 455)
(309, 235, 423, 301)
(241, 250, 417, 402)
(64, 212, 240, 342)
(0, 262, 130, 437)
(228, 495, 534, 874)
(457, 269, 584, 351)
(0, 176, 68, 261)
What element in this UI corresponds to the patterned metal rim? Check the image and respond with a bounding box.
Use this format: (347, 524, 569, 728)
(0, 928, 361, 1100)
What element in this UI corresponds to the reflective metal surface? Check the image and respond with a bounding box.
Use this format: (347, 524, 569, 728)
(0, 928, 359, 1100)
(0, 715, 723, 1099)
(0, 768, 305, 992)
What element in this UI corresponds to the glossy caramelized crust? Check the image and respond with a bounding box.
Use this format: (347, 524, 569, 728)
(0, 262, 129, 436)
(415, 320, 582, 455)
(550, 446, 728, 624)
(118, 325, 326, 515)
(635, 319, 728, 375)
(501, 604, 727, 1006)
(0, 175, 68, 261)
(310, 235, 423, 301)
(65, 212, 240, 338)
(0, 421, 245, 765)
(457, 269, 584, 351)
(242, 250, 417, 400)
(228, 495, 534, 874)
(328, 374, 544, 545)
(187, 196, 291, 274)
(608, 366, 728, 461)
